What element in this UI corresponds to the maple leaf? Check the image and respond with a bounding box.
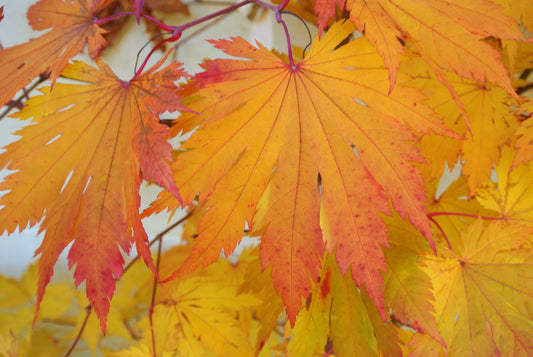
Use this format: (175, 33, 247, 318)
(328, 253, 385, 356)
(0, 0, 111, 107)
(411, 218, 533, 356)
(0, 6, 4, 22)
(382, 214, 443, 346)
(146, 20, 455, 324)
(284, 254, 331, 356)
(0, 56, 186, 331)
(403, 56, 519, 193)
(498, 0, 533, 34)
(316, 0, 522, 95)
(425, 176, 497, 251)
(142, 250, 260, 356)
(315, 0, 345, 34)
(0, 332, 18, 357)
(512, 99, 533, 168)
(239, 248, 285, 354)
(476, 146, 533, 225)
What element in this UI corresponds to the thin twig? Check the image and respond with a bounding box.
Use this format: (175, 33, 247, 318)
(123, 211, 195, 275)
(427, 211, 503, 221)
(0, 72, 50, 121)
(64, 306, 91, 357)
(280, 11, 313, 58)
(427, 215, 452, 250)
(149, 237, 164, 357)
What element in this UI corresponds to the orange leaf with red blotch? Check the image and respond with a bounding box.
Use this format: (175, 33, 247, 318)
(146, 20, 456, 324)
(0, 56, 186, 332)
(0, 0, 111, 107)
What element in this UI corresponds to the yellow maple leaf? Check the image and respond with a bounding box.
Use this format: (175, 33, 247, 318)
(425, 175, 498, 250)
(328, 254, 383, 356)
(412, 218, 533, 356)
(137, 258, 260, 356)
(476, 146, 533, 225)
(0, 332, 18, 357)
(239, 248, 285, 355)
(284, 254, 332, 356)
(383, 214, 443, 346)
(403, 55, 519, 194)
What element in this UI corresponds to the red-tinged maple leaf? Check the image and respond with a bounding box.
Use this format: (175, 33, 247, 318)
(317, 0, 523, 96)
(0, 56, 186, 332)
(146, 20, 456, 324)
(410, 218, 533, 356)
(315, 0, 345, 35)
(0, 0, 112, 107)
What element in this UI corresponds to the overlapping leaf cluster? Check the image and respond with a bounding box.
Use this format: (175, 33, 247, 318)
(0, 0, 533, 355)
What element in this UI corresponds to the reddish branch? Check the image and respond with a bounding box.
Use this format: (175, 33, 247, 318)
(0, 72, 50, 121)
(94, 0, 298, 76)
(426, 211, 504, 251)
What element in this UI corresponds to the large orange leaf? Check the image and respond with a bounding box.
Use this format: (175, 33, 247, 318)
(148, 20, 456, 323)
(411, 218, 533, 356)
(315, 0, 523, 94)
(0, 0, 111, 107)
(0, 56, 185, 331)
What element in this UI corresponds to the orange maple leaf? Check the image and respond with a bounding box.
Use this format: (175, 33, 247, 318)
(0, 56, 185, 332)
(147, 20, 456, 324)
(0, 0, 112, 107)
(315, 0, 523, 95)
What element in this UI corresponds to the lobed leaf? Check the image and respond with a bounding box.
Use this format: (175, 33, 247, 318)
(0, 0, 111, 107)
(0, 56, 186, 331)
(148, 20, 454, 324)
(316, 0, 522, 96)
(413, 218, 533, 356)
